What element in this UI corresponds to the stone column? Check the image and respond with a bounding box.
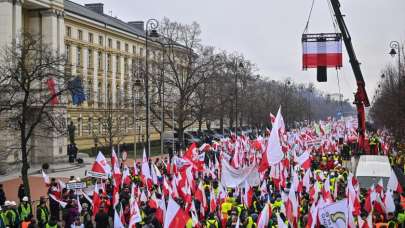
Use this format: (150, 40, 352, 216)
(0, 0, 22, 49)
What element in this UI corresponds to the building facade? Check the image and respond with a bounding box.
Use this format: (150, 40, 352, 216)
(0, 0, 165, 163)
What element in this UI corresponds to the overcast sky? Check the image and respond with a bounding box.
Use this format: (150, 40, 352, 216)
(75, 0, 405, 101)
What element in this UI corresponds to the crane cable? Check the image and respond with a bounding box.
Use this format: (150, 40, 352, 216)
(326, 0, 339, 33)
(303, 0, 316, 34)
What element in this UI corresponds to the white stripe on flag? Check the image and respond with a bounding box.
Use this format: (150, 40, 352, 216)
(303, 40, 342, 54)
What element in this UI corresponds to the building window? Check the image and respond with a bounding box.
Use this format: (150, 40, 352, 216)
(125, 43, 129, 52)
(88, 49, 93, 68)
(88, 117, 93, 135)
(116, 41, 121, 50)
(116, 56, 120, 73)
(98, 36, 103, 46)
(116, 85, 121, 107)
(65, 44, 71, 63)
(140, 48, 144, 57)
(78, 30, 83, 40)
(98, 51, 102, 70)
(66, 26, 71, 37)
(124, 58, 128, 73)
(98, 82, 103, 104)
(78, 118, 82, 136)
(133, 45, 136, 54)
(89, 33, 93, 43)
(87, 80, 92, 102)
(108, 38, 112, 48)
(77, 47, 82, 66)
(107, 54, 111, 71)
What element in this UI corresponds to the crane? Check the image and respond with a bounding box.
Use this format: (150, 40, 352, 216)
(329, 0, 370, 151)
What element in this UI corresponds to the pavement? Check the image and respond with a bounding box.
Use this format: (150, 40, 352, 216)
(0, 153, 169, 203)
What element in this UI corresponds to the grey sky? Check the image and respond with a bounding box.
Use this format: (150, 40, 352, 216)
(74, 0, 405, 101)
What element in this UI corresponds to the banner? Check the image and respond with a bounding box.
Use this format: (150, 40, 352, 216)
(221, 159, 260, 188)
(66, 182, 87, 190)
(319, 199, 348, 228)
(86, 170, 108, 179)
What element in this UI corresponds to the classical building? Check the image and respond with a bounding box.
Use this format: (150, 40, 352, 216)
(0, 0, 166, 163)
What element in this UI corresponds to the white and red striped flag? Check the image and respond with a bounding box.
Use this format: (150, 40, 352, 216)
(163, 197, 189, 228)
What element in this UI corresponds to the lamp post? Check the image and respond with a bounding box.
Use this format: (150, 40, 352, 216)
(234, 61, 244, 135)
(133, 78, 142, 159)
(145, 19, 159, 158)
(389, 41, 402, 87)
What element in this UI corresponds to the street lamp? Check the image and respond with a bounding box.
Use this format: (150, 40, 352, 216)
(145, 19, 159, 158)
(133, 78, 142, 159)
(389, 41, 401, 81)
(235, 61, 244, 135)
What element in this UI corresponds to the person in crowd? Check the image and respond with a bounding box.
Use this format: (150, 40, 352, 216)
(94, 206, 109, 228)
(36, 197, 49, 228)
(18, 184, 26, 203)
(18, 196, 32, 222)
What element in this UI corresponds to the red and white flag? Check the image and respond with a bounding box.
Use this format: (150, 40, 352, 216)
(387, 169, 403, 193)
(49, 194, 67, 208)
(163, 197, 190, 228)
(141, 148, 152, 188)
(91, 151, 111, 175)
(92, 183, 101, 216)
(257, 203, 272, 228)
(295, 150, 311, 170)
(302, 38, 342, 69)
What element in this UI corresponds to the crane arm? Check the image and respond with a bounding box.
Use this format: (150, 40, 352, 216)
(330, 0, 370, 107)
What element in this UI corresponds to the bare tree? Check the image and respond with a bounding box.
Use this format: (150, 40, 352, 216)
(371, 60, 405, 142)
(0, 33, 74, 198)
(152, 18, 222, 146)
(92, 92, 130, 154)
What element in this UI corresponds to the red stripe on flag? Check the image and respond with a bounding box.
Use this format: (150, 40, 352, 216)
(303, 53, 342, 68)
(47, 78, 59, 105)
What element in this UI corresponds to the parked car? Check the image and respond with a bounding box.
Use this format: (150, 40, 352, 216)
(162, 131, 202, 147)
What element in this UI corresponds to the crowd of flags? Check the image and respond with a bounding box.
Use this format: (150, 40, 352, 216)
(41, 106, 401, 227)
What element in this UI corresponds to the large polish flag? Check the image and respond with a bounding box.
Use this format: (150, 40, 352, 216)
(387, 168, 403, 193)
(91, 151, 111, 175)
(303, 39, 342, 68)
(164, 197, 189, 228)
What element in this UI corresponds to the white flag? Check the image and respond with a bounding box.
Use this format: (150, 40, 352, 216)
(318, 199, 348, 228)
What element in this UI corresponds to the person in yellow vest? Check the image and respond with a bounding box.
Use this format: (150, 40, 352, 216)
(0, 206, 6, 228)
(4, 201, 19, 228)
(18, 196, 32, 222)
(205, 212, 220, 228)
(36, 197, 49, 228)
(387, 212, 398, 228)
(45, 218, 60, 228)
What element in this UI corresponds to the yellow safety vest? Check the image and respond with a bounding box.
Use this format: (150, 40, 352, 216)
(221, 202, 232, 214)
(39, 207, 49, 223)
(246, 216, 256, 228)
(5, 209, 17, 226)
(19, 204, 31, 220)
(186, 218, 193, 228)
(206, 219, 218, 228)
(45, 223, 58, 228)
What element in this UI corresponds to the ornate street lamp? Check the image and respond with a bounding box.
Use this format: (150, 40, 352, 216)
(145, 19, 159, 158)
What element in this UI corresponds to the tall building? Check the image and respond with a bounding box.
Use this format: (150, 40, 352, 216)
(0, 0, 165, 163)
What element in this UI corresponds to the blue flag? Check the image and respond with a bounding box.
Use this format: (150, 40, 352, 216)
(69, 76, 86, 105)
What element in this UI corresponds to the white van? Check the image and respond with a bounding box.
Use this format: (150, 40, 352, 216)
(355, 155, 391, 190)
